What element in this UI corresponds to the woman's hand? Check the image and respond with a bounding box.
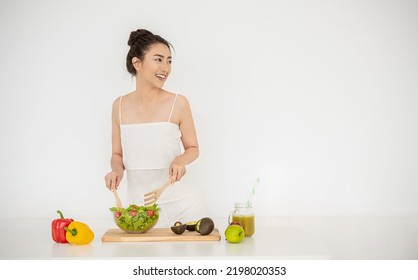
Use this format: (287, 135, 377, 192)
(169, 156, 187, 184)
(104, 171, 124, 191)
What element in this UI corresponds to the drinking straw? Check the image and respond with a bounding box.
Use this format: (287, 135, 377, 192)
(246, 177, 260, 207)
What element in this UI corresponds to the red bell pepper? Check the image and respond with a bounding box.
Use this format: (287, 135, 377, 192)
(51, 210, 74, 243)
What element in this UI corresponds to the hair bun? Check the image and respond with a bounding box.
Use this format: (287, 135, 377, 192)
(127, 29, 154, 47)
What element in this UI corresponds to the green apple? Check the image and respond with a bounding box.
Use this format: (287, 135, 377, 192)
(225, 225, 245, 243)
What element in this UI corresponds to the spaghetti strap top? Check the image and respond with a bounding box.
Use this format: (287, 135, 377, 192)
(115, 93, 205, 226)
(119, 94, 182, 170)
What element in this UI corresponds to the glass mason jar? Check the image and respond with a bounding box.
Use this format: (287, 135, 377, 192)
(228, 202, 255, 237)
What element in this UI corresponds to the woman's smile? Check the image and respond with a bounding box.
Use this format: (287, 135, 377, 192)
(155, 73, 167, 81)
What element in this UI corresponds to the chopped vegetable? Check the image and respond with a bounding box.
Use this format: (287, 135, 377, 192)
(110, 204, 159, 232)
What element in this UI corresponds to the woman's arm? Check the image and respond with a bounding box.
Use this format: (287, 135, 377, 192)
(169, 94, 199, 182)
(104, 98, 125, 190)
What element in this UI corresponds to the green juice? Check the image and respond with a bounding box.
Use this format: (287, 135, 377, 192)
(232, 215, 255, 237)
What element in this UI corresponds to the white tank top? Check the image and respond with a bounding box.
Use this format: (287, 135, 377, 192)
(118, 94, 204, 226)
(120, 96, 182, 170)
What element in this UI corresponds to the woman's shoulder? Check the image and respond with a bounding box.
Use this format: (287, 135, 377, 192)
(163, 90, 189, 108)
(112, 91, 134, 107)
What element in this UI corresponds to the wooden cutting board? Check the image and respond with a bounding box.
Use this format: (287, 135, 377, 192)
(101, 228, 221, 242)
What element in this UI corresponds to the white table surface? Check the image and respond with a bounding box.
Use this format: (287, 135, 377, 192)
(1, 216, 417, 260)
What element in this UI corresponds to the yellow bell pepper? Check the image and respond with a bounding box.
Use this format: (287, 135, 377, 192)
(64, 221, 94, 245)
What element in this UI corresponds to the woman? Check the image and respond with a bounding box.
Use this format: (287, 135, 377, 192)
(104, 29, 205, 227)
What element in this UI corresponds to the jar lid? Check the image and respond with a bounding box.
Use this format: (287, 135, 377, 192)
(234, 202, 251, 208)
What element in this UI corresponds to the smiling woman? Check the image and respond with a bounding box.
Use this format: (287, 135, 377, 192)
(125, 29, 173, 78)
(104, 29, 205, 227)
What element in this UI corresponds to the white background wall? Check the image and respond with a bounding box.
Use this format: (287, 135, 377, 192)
(0, 0, 417, 220)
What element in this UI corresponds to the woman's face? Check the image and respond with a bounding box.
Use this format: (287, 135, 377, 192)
(135, 43, 172, 88)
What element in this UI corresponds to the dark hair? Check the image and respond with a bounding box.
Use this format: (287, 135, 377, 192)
(126, 29, 173, 76)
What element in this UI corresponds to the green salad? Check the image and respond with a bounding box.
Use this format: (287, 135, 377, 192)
(110, 204, 159, 233)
